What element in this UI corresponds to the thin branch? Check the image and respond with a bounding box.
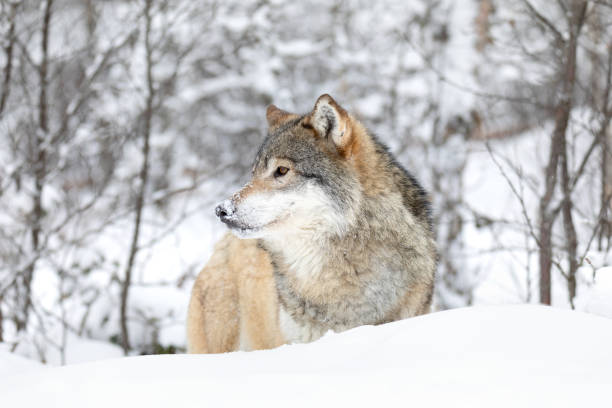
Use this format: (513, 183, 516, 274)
(50, 29, 137, 147)
(0, 2, 18, 117)
(485, 141, 540, 246)
(401, 32, 552, 109)
(522, 0, 566, 45)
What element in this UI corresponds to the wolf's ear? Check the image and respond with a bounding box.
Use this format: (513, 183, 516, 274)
(306, 94, 353, 155)
(266, 104, 295, 130)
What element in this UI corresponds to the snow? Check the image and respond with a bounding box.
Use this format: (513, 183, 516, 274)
(11, 331, 124, 367)
(274, 39, 329, 57)
(0, 345, 43, 377)
(575, 267, 612, 319)
(1, 305, 611, 407)
(354, 94, 386, 118)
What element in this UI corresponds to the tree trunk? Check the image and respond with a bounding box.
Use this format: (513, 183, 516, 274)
(537, 0, 586, 305)
(0, 295, 4, 342)
(598, 44, 612, 251)
(0, 2, 17, 117)
(559, 2, 586, 307)
(120, 0, 154, 354)
(538, 125, 562, 305)
(475, 0, 493, 51)
(17, 0, 53, 332)
(560, 136, 578, 307)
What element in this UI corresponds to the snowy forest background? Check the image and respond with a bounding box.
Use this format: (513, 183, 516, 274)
(0, 0, 611, 364)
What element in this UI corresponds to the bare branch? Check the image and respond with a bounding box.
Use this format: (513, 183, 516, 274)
(0, 2, 17, 117)
(120, 0, 154, 355)
(522, 0, 566, 45)
(485, 141, 540, 246)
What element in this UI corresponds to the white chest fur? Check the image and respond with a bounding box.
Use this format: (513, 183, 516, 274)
(278, 306, 327, 344)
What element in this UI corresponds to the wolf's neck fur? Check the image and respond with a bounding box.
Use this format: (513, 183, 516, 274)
(262, 200, 414, 342)
(261, 225, 364, 342)
(261, 125, 435, 343)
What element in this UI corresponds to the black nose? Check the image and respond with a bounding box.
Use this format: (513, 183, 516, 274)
(215, 205, 227, 218)
(215, 201, 235, 223)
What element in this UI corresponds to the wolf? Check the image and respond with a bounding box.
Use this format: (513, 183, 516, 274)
(187, 94, 436, 353)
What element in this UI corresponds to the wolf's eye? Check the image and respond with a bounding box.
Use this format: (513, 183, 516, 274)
(274, 166, 289, 178)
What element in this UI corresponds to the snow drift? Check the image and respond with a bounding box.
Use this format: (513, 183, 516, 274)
(1, 305, 611, 408)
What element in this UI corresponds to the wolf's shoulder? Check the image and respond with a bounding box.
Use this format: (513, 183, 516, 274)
(371, 135, 433, 231)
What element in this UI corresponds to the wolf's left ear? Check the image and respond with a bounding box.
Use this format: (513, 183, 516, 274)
(306, 94, 353, 154)
(266, 104, 296, 130)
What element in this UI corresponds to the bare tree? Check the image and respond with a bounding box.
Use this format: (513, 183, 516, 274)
(597, 41, 612, 250)
(473, 0, 611, 306)
(120, 0, 154, 354)
(15, 0, 53, 331)
(537, 1, 587, 305)
(0, 1, 17, 117)
(1, 0, 141, 357)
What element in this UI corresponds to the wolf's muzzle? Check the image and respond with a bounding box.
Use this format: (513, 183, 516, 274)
(215, 200, 235, 224)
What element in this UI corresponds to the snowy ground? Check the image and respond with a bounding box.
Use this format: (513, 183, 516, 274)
(2, 305, 611, 408)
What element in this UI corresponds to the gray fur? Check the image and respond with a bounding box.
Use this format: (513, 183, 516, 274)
(251, 113, 437, 335)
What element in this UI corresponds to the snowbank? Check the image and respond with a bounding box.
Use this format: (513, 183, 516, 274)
(0, 345, 43, 377)
(575, 266, 612, 319)
(1, 305, 611, 408)
(10, 332, 124, 367)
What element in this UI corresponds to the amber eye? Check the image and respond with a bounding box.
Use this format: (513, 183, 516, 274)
(274, 166, 289, 177)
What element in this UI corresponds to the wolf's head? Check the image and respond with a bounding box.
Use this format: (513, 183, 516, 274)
(215, 94, 366, 240)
